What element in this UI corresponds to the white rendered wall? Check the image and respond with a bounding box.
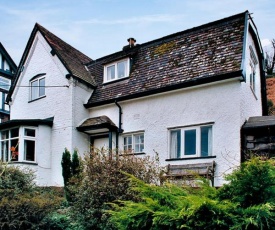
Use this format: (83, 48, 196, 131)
(240, 26, 263, 124)
(88, 79, 244, 186)
(11, 32, 92, 186)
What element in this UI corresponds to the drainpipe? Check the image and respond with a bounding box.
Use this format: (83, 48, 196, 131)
(115, 100, 124, 153)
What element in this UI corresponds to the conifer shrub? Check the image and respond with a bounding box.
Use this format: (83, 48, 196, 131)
(108, 158, 275, 230)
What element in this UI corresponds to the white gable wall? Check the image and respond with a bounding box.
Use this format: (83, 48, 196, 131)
(88, 79, 243, 186)
(10, 32, 75, 186)
(240, 25, 263, 124)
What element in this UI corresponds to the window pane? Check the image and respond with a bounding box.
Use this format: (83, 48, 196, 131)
(123, 136, 132, 152)
(134, 134, 144, 153)
(4, 93, 9, 111)
(39, 78, 45, 97)
(117, 60, 127, 78)
(0, 77, 10, 90)
(170, 130, 181, 158)
(201, 126, 212, 157)
(25, 129, 35, 137)
(31, 80, 38, 100)
(10, 128, 19, 138)
(1, 140, 9, 162)
(107, 65, 115, 80)
(1, 130, 9, 140)
(10, 138, 19, 161)
(184, 129, 196, 155)
(24, 140, 35, 161)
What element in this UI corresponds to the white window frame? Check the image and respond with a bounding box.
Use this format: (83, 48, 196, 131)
(0, 76, 11, 91)
(104, 58, 130, 83)
(0, 126, 37, 163)
(169, 125, 213, 159)
(249, 45, 258, 94)
(123, 132, 144, 154)
(30, 76, 45, 101)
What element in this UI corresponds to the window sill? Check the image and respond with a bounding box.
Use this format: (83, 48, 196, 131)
(28, 95, 46, 103)
(9, 161, 38, 165)
(119, 152, 145, 156)
(166, 156, 216, 161)
(103, 76, 129, 85)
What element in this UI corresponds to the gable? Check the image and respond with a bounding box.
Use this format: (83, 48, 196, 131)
(0, 42, 17, 78)
(7, 23, 95, 103)
(85, 12, 247, 108)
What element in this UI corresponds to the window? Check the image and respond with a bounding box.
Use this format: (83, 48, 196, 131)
(170, 125, 212, 159)
(30, 76, 45, 100)
(0, 92, 9, 111)
(123, 133, 144, 153)
(249, 45, 258, 93)
(0, 77, 11, 90)
(0, 127, 36, 162)
(104, 58, 129, 82)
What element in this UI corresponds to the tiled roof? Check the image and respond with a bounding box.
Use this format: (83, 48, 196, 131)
(36, 24, 96, 87)
(86, 12, 247, 107)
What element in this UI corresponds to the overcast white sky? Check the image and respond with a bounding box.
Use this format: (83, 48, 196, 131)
(1, 0, 275, 65)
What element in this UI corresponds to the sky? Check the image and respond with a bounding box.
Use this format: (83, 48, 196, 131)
(1, 0, 275, 65)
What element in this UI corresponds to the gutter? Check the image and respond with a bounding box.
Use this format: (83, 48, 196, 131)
(115, 100, 124, 152)
(84, 70, 243, 108)
(240, 11, 249, 82)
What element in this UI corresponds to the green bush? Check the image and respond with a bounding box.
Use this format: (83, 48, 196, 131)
(0, 162, 63, 229)
(68, 148, 161, 230)
(108, 158, 275, 230)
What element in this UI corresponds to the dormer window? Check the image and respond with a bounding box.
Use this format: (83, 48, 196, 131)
(104, 58, 130, 83)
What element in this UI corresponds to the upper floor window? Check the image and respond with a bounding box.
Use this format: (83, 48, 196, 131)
(170, 125, 213, 159)
(104, 58, 130, 83)
(0, 76, 11, 91)
(123, 132, 144, 153)
(30, 74, 46, 101)
(0, 92, 9, 112)
(249, 46, 258, 93)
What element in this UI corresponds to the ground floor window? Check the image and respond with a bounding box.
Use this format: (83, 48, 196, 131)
(123, 133, 144, 153)
(0, 127, 36, 162)
(170, 125, 212, 159)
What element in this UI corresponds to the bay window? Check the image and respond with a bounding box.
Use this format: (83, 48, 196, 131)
(0, 127, 36, 162)
(170, 125, 213, 159)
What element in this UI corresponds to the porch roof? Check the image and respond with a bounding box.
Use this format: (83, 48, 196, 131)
(77, 116, 117, 134)
(0, 117, 54, 130)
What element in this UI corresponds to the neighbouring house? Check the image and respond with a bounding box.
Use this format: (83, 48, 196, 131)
(0, 43, 17, 122)
(0, 11, 267, 187)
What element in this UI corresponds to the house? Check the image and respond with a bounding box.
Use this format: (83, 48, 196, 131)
(0, 43, 17, 122)
(0, 11, 267, 187)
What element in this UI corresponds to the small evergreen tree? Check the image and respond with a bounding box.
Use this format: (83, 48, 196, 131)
(61, 148, 72, 187)
(71, 149, 81, 176)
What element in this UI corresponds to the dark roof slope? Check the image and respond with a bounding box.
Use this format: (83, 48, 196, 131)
(86, 11, 247, 107)
(0, 42, 17, 78)
(7, 23, 95, 102)
(36, 24, 96, 87)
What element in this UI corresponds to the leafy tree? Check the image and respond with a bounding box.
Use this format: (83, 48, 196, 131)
(266, 39, 275, 75)
(68, 148, 161, 230)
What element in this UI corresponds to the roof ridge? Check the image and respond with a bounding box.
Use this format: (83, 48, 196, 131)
(89, 11, 248, 64)
(36, 23, 92, 62)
